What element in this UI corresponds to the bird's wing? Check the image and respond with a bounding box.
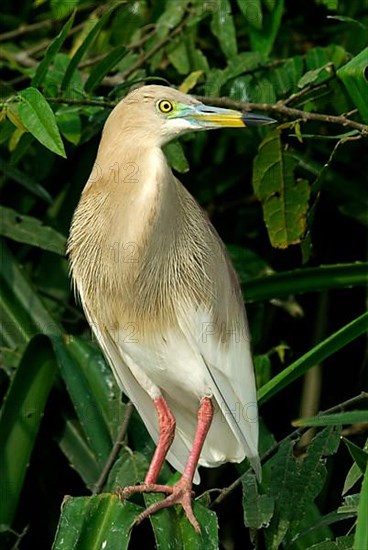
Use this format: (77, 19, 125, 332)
(176, 302, 261, 480)
(105, 304, 260, 482)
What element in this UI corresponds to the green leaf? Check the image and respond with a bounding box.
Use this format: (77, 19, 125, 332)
(317, 0, 338, 9)
(290, 502, 335, 548)
(306, 46, 329, 70)
(84, 46, 127, 93)
(61, 10, 113, 93)
(254, 354, 272, 387)
(52, 335, 113, 471)
(242, 471, 274, 529)
(223, 51, 265, 81)
(186, 39, 209, 73)
(250, 76, 276, 103)
(292, 509, 356, 544)
(241, 262, 368, 301)
(167, 40, 190, 75)
(17, 88, 66, 157)
(265, 428, 340, 549)
(51, 0, 78, 20)
(155, 0, 190, 37)
(52, 495, 142, 549)
(258, 312, 368, 405)
(338, 493, 360, 514)
(163, 141, 190, 173)
(238, 0, 263, 29)
(328, 15, 366, 27)
(343, 438, 368, 495)
(0, 162, 52, 203)
(56, 108, 81, 145)
(343, 461, 363, 496)
(106, 450, 149, 492)
(228, 244, 269, 281)
(43, 52, 83, 98)
(294, 411, 368, 428)
(248, 0, 283, 56)
(57, 416, 102, 489)
(308, 536, 355, 549)
(62, 335, 125, 441)
(0, 243, 61, 344)
(110, 2, 145, 45)
(210, 0, 237, 58)
(263, 0, 276, 10)
(270, 56, 304, 96)
(145, 490, 219, 548)
(253, 129, 310, 249)
(0, 335, 56, 526)
(354, 464, 368, 550)
(0, 206, 66, 255)
(298, 65, 333, 89)
(32, 11, 75, 87)
(342, 438, 368, 474)
(337, 47, 368, 123)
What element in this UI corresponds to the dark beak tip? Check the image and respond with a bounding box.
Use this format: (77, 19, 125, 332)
(241, 112, 277, 126)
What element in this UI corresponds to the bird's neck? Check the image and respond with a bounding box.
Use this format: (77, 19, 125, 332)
(68, 144, 178, 300)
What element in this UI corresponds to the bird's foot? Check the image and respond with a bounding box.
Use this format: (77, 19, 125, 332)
(116, 477, 200, 533)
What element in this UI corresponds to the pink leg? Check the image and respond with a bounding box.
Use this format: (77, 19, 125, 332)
(181, 396, 214, 484)
(145, 396, 176, 484)
(118, 397, 214, 533)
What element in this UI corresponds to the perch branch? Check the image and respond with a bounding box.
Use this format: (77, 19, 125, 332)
(195, 96, 368, 134)
(93, 401, 134, 495)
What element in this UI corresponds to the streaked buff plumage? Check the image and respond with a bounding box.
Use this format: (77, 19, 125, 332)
(68, 85, 263, 524)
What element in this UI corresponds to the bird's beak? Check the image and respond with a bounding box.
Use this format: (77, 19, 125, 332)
(189, 104, 276, 129)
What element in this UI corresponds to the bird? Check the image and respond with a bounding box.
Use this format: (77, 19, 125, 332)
(67, 85, 274, 532)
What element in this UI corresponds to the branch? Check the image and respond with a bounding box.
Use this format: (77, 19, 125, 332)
(209, 391, 368, 508)
(46, 97, 116, 108)
(92, 401, 134, 495)
(0, 5, 111, 68)
(195, 96, 368, 134)
(43, 95, 368, 137)
(0, 20, 52, 42)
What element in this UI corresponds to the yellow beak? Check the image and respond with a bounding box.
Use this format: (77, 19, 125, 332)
(189, 104, 275, 129)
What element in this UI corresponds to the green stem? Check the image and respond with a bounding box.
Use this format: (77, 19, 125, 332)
(258, 312, 368, 405)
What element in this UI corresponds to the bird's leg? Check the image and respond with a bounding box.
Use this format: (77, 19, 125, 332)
(118, 397, 214, 533)
(117, 395, 176, 499)
(145, 396, 176, 484)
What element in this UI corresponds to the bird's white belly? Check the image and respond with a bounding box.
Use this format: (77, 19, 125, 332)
(115, 324, 212, 406)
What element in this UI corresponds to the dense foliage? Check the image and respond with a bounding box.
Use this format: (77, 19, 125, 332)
(0, 0, 367, 548)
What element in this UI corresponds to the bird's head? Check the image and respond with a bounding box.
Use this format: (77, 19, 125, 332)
(108, 85, 275, 147)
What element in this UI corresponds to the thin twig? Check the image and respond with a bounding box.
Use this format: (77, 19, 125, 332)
(209, 392, 368, 508)
(0, 23, 83, 68)
(281, 81, 331, 107)
(93, 401, 134, 495)
(195, 96, 368, 134)
(0, 6, 109, 67)
(102, 13, 192, 86)
(0, 20, 53, 42)
(46, 97, 116, 108)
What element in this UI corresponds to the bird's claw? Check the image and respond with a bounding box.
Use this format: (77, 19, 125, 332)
(117, 478, 200, 533)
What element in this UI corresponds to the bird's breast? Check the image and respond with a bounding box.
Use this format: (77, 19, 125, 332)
(68, 154, 240, 344)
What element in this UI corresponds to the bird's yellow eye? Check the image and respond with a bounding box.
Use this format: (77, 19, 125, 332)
(158, 99, 174, 114)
